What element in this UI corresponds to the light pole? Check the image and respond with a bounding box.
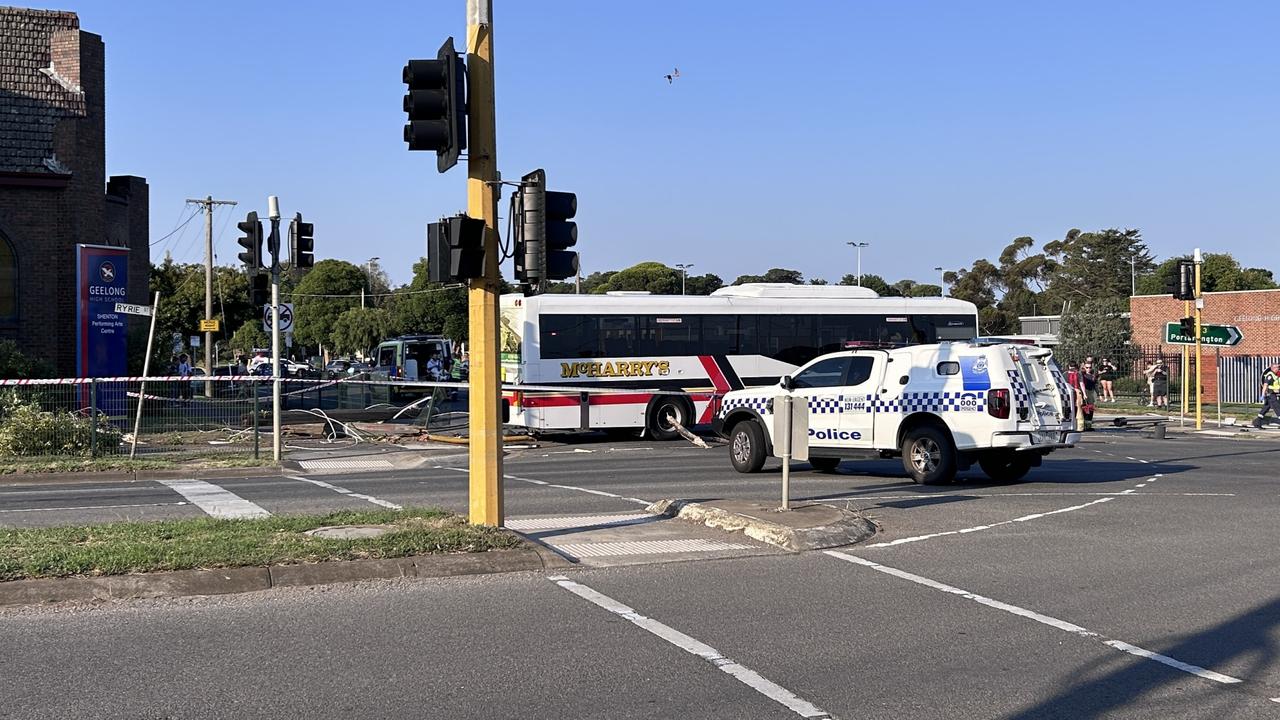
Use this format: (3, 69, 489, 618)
(935, 266, 945, 297)
(675, 263, 694, 295)
(363, 256, 380, 308)
(847, 242, 869, 286)
(1130, 256, 1137, 296)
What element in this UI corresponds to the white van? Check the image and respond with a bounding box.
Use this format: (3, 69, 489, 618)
(374, 335, 453, 381)
(714, 341, 1079, 484)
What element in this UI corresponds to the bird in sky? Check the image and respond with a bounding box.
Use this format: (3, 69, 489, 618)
(664, 67, 680, 84)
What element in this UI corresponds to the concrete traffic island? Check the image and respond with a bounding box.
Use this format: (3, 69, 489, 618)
(647, 498, 878, 552)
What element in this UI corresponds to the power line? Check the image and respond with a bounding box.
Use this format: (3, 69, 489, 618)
(151, 206, 201, 247)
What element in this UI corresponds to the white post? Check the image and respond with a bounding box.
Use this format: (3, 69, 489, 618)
(129, 291, 161, 459)
(780, 395, 792, 510)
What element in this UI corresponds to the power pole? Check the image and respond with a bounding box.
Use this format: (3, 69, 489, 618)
(467, 0, 503, 526)
(187, 195, 236, 397)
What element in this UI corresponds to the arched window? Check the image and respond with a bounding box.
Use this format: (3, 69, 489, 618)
(0, 234, 15, 324)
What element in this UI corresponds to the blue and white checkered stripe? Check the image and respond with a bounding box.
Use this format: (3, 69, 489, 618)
(1050, 368, 1073, 417)
(719, 395, 770, 417)
(1006, 370, 1030, 411)
(873, 391, 986, 413)
(808, 396, 843, 414)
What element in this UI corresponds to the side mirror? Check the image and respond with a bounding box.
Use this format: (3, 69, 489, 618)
(780, 375, 794, 391)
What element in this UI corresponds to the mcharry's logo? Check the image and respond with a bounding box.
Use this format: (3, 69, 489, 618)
(561, 360, 671, 379)
(99, 261, 116, 283)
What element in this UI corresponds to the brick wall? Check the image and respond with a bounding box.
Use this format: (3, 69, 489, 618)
(1131, 290, 1280, 401)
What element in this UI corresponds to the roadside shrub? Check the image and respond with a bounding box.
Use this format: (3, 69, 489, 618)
(0, 339, 55, 379)
(0, 400, 122, 456)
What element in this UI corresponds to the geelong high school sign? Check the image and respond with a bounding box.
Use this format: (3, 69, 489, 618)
(77, 244, 130, 377)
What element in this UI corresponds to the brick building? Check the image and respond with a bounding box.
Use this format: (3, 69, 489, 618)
(1131, 289, 1280, 401)
(0, 6, 149, 376)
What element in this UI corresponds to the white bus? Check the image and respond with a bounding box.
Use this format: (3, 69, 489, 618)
(499, 283, 979, 438)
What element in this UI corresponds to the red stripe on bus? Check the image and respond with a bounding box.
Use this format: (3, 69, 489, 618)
(698, 355, 732, 393)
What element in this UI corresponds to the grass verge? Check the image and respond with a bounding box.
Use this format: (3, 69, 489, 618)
(0, 508, 522, 581)
(0, 454, 276, 475)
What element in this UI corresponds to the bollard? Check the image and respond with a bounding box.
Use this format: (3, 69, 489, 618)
(1153, 423, 1166, 440)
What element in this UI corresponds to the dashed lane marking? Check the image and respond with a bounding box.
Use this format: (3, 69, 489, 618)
(865, 497, 1115, 548)
(156, 479, 270, 519)
(296, 458, 395, 471)
(554, 539, 755, 558)
(550, 576, 834, 719)
(0, 501, 187, 514)
(288, 475, 402, 510)
(825, 550, 1243, 687)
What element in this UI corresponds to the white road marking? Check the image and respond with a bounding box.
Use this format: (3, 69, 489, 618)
(865, 498, 1114, 548)
(440, 467, 651, 506)
(825, 551, 1243, 686)
(0, 501, 187, 514)
(505, 513, 651, 531)
(1135, 484, 1147, 488)
(818, 492, 1232, 501)
(549, 576, 833, 719)
(555, 539, 755, 557)
(156, 479, 270, 519)
(288, 475, 402, 510)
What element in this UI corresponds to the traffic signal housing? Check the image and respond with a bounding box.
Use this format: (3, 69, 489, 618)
(1176, 260, 1196, 300)
(251, 273, 270, 308)
(427, 214, 485, 283)
(236, 211, 263, 270)
(1179, 316, 1196, 337)
(516, 169, 578, 291)
(403, 37, 467, 173)
(290, 213, 314, 269)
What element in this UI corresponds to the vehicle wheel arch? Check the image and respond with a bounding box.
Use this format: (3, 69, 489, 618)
(896, 412, 955, 450)
(724, 409, 773, 455)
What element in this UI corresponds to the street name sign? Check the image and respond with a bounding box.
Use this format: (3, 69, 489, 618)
(1164, 322, 1243, 347)
(114, 302, 153, 317)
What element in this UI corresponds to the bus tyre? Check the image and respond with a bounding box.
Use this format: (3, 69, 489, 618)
(901, 426, 956, 485)
(646, 397, 691, 441)
(978, 452, 1033, 483)
(809, 457, 841, 473)
(729, 420, 767, 474)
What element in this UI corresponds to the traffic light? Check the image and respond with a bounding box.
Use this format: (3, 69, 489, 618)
(1176, 260, 1196, 300)
(427, 214, 485, 283)
(516, 169, 578, 291)
(251, 273, 270, 307)
(403, 37, 467, 173)
(1179, 316, 1196, 337)
(236, 211, 263, 270)
(290, 213, 314, 269)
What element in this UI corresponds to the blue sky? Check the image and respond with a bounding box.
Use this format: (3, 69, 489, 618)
(30, 1, 1280, 286)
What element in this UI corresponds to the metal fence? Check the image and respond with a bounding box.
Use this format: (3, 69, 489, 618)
(1218, 354, 1280, 404)
(0, 375, 469, 461)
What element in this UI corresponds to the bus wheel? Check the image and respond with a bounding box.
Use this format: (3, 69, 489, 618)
(646, 397, 691, 441)
(729, 420, 766, 473)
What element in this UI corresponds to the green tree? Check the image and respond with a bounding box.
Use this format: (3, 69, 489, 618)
(684, 273, 724, 295)
(1042, 228, 1154, 305)
(732, 268, 804, 285)
(1136, 253, 1277, 295)
(906, 283, 942, 297)
(1057, 297, 1131, 362)
(0, 339, 55, 378)
(228, 320, 268, 357)
(290, 259, 367, 350)
(837, 273, 899, 296)
(387, 259, 469, 342)
(592, 262, 680, 294)
(331, 307, 393, 358)
(148, 258, 260, 366)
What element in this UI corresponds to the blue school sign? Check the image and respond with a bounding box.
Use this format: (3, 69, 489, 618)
(76, 244, 130, 378)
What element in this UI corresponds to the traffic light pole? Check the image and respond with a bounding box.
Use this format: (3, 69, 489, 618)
(268, 196, 283, 462)
(1194, 248, 1203, 430)
(466, 0, 503, 526)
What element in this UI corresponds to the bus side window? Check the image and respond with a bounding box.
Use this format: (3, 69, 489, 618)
(701, 315, 739, 355)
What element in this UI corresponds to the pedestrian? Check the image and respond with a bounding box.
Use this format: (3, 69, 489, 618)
(176, 353, 193, 400)
(1076, 359, 1098, 430)
(1098, 357, 1118, 402)
(1144, 359, 1169, 409)
(1252, 362, 1280, 429)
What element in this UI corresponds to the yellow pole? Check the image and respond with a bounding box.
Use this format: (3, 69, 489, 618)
(466, 0, 503, 526)
(1194, 249, 1203, 430)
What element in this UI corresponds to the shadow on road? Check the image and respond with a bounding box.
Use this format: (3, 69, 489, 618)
(1002, 594, 1280, 719)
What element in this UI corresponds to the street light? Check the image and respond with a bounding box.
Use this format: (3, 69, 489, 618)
(847, 242, 869, 286)
(934, 266, 945, 297)
(675, 263, 694, 295)
(360, 254, 378, 304)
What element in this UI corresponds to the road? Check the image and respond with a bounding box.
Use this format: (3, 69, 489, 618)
(2, 430, 1279, 718)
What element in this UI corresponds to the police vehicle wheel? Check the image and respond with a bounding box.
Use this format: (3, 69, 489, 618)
(809, 457, 841, 473)
(901, 426, 956, 485)
(647, 397, 690, 441)
(978, 453, 1033, 483)
(729, 421, 766, 473)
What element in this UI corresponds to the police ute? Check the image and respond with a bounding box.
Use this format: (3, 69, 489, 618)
(714, 341, 1081, 484)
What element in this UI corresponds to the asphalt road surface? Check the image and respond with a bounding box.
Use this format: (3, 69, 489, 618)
(3, 429, 1279, 719)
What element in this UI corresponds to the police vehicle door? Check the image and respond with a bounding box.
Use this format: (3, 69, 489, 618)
(788, 356, 854, 447)
(836, 355, 881, 449)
